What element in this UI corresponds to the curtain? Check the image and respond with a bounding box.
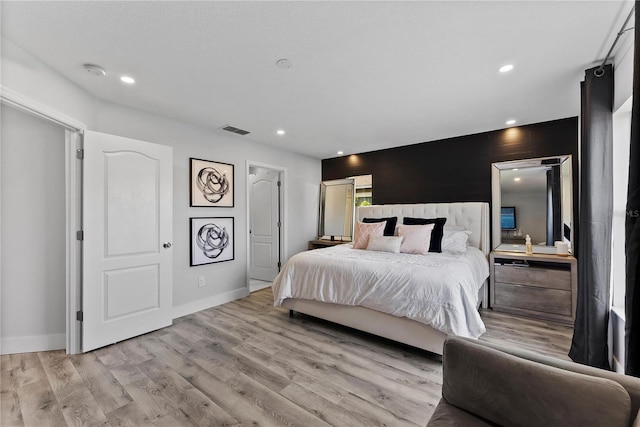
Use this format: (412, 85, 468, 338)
(569, 64, 613, 369)
(625, 2, 640, 376)
(546, 166, 562, 245)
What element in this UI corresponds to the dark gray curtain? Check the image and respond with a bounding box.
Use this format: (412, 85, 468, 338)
(546, 166, 562, 245)
(625, 1, 640, 377)
(569, 64, 613, 369)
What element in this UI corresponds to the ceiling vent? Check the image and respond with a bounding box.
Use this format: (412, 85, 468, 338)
(220, 125, 250, 136)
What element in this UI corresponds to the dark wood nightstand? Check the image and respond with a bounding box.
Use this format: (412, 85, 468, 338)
(308, 239, 350, 250)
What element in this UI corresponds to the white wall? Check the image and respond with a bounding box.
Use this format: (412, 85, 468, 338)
(1, 105, 67, 352)
(92, 100, 320, 313)
(1, 36, 321, 351)
(502, 189, 547, 244)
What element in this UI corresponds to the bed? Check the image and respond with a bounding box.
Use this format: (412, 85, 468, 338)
(271, 202, 490, 355)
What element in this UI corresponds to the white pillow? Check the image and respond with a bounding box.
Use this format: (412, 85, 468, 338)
(442, 230, 472, 253)
(366, 235, 403, 253)
(398, 224, 435, 254)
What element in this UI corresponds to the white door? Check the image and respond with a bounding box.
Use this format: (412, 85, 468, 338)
(82, 131, 173, 352)
(249, 168, 280, 281)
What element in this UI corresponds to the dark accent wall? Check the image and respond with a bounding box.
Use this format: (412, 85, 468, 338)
(322, 117, 578, 207)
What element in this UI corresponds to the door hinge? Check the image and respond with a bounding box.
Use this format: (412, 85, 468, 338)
(76, 230, 84, 241)
(76, 149, 84, 160)
(277, 221, 281, 228)
(76, 311, 83, 322)
(277, 261, 282, 269)
(277, 181, 281, 187)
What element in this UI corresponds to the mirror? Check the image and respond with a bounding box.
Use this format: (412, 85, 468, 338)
(318, 179, 356, 241)
(491, 155, 573, 254)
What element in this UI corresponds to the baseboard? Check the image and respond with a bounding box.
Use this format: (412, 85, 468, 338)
(1, 333, 66, 355)
(172, 287, 249, 319)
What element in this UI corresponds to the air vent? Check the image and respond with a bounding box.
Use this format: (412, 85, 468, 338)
(220, 125, 250, 136)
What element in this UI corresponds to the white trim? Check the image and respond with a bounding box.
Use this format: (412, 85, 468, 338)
(245, 161, 288, 293)
(1, 334, 66, 355)
(172, 287, 248, 319)
(611, 306, 626, 374)
(65, 130, 82, 354)
(1, 87, 85, 355)
(0, 85, 87, 131)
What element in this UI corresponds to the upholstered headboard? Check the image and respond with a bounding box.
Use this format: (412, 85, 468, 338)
(357, 202, 490, 256)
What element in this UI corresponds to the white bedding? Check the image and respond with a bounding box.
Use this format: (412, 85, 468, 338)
(272, 244, 489, 339)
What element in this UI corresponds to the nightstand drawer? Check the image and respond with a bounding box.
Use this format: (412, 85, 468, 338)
(494, 264, 571, 290)
(494, 282, 572, 316)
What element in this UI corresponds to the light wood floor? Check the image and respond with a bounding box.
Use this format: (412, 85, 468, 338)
(1, 288, 573, 427)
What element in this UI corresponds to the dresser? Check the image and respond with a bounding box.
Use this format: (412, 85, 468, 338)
(490, 251, 577, 324)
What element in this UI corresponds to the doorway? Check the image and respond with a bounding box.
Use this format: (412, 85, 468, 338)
(1, 92, 174, 355)
(246, 161, 285, 293)
(0, 97, 85, 355)
(1, 105, 67, 354)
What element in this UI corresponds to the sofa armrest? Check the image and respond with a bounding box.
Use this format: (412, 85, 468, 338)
(476, 338, 640, 417)
(442, 337, 632, 427)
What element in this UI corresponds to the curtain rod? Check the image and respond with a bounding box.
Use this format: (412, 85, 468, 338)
(595, 5, 635, 77)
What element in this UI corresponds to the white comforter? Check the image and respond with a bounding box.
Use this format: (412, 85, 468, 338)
(272, 244, 489, 338)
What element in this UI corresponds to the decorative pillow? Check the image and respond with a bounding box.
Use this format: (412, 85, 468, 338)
(403, 217, 447, 252)
(442, 230, 472, 253)
(362, 217, 398, 236)
(366, 235, 403, 253)
(353, 221, 386, 249)
(398, 224, 435, 255)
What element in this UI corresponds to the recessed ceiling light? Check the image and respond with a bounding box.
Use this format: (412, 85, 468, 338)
(277, 129, 285, 135)
(120, 75, 135, 84)
(512, 168, 519, 171)
(506, 119, 516, 125)
(499, 64, 514, 73)
(337, 151, 344, 155)
(514, 177, 521, 182)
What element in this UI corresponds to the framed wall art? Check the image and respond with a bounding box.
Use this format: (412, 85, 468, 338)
(190, 158, 234, 207)
(190, 217, 234, 266)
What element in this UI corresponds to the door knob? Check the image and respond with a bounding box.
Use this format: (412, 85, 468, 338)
(163, 242, 172, 248)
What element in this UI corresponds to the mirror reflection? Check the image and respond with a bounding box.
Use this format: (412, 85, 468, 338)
(318, 179, 355, 241)
(492, 156, 573, 254)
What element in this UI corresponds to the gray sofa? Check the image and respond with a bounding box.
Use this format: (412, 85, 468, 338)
(427, 336, 640, 427)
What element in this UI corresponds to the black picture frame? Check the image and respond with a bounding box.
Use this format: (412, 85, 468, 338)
(500, 206, 517, 230)
(190, 158, 234, 207)
(190, 217, 234, 266)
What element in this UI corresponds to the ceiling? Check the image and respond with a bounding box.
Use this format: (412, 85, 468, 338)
(500, 166, 549, 193)
(0, 1, 634, 159)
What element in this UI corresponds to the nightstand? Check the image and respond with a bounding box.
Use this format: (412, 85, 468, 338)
(308, 239, 350, 250)
(490, 251, 577, 325)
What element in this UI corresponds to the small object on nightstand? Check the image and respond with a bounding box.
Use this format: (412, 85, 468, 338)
(525, 234, 533, 255)
(556, 241, 569, 256)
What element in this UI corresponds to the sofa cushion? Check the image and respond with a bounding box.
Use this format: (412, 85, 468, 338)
(427, 398, 494, 427)
(442, 337, 632, 427)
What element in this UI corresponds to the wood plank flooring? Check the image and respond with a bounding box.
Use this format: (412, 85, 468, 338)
(1, 288, 573, 427)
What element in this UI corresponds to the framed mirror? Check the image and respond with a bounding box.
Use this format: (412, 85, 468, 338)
(318, 178, 356, 241)
(491, 155, 573, 254)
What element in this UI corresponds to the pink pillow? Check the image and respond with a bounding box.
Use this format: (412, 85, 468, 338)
(353, 221, 386, 249)
(398, 224, 435, 254)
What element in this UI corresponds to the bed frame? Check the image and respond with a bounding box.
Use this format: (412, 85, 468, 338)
(283, 202, 490, 355)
